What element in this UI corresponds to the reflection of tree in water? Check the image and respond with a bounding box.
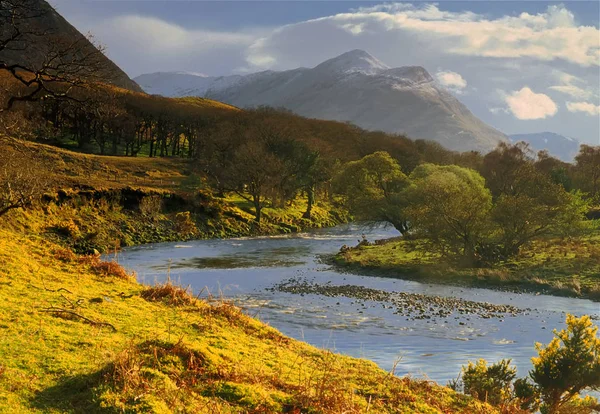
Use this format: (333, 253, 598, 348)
(151, 245, 312, 270)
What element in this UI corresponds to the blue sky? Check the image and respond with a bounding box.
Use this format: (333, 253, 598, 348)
(52, 1, 600, 144)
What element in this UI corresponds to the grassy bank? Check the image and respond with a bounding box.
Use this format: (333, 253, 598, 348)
(0, 223, 498, 413)
(333, 234, 600, 301)
(2, 139, 347, 254)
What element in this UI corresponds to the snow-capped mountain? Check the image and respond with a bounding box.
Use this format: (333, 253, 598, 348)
(135, 50, 508, 152)
(510, 132, 581, 162)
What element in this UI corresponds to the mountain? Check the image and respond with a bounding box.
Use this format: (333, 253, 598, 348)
(509, 132, 581, 162)
(0, 0, 142, 93)
(135, 50, 508, 152)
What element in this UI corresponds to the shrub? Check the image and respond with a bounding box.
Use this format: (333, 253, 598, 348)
(174, 211, 197, 237)
(139, 195, 163, 221)
(531, 314, 600, 413)
(141, 279, 197, 306)
(450, 359, 516, 406)
(453, 315, 600, 414)
(79, 255, 133, 279)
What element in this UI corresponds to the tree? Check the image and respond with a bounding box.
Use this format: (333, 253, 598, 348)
(574, 145, 600, 199)
(228, 141, 284, 224)
(535, 150, 572, 191)
(480, 142, 534, 198)
(491, 181, 588, 256)
(0, 138, 49, 217)
(404, 164, 492, 264)
(332, 151, 410, 232)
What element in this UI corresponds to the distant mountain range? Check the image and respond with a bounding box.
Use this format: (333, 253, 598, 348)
(135, 50, 508, 153)
(509, 132, 581, 162)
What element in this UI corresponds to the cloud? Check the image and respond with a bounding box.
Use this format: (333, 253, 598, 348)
(549, 72, 595, 99)
(436, 70, 467, 90)
(566, 101, 600, 116)
(89, 15, 259, 76)
(247, 4, 600, 70)
(489, 107, 509, 115)
(505, 87, 558, 120)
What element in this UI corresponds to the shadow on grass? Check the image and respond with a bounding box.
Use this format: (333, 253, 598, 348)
(30, 370, 108, 413)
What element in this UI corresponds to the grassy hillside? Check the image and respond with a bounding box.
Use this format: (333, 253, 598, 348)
(0, 212, 499, 413)
(1, 139, 347, 254)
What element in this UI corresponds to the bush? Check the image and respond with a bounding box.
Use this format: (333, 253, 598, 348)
(531, 314, 600, 413)
(174, 211, 197, 237)
(449, 359, 516, 406)
(452, 315, 600, 413)
(139, 195, 163, 220)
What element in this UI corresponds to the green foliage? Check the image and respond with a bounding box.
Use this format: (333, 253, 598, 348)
(333, 151, 410, 232)
(450, 359, 516, 406)
(450, 315, 600, 414)
(531, 314, 600, 413)
(404, 164, 492, 264)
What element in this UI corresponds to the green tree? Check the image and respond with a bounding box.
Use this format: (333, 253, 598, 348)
(492, 186, 588, 256)
(404, 164, 492, 264)
(332, 151, 410, 232)
(574, 145, 600, 199)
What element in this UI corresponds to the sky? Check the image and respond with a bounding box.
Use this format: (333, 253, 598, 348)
(50, 1, 600, 145)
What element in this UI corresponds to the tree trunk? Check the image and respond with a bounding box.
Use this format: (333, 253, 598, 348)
(253, 194, 262, 224)
(302, 186, 315, 219)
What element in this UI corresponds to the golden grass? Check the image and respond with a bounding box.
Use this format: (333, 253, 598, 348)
(0, 222, 501, 413)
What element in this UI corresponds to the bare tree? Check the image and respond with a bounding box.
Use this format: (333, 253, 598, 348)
(0, 137, 49, 217)
(0, 0, 112, 111)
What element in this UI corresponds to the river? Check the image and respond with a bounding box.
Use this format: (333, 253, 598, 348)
(114, 223, 600, 385)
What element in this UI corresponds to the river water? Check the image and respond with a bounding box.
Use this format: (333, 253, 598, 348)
(114, 223, 600, 385)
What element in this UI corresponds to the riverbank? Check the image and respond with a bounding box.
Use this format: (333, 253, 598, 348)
(1, 139, 347, 254)
(332, 234, 600, 301)
(0, 220, 497, 413)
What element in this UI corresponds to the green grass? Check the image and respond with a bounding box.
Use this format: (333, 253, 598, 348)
(334, 232, 600, 300)
(0, 224, 498, 413)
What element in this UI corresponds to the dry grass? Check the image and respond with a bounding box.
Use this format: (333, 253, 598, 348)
(78, 254, 134, 279)
(140, 278, 198, 306)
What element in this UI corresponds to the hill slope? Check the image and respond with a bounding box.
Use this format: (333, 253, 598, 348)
(136, 50, 508, 152)
(0, 177, 495, 413)
(0, 0, 142, 92)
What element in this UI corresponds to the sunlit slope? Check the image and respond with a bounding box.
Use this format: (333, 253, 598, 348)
(0, 224, 498, 413)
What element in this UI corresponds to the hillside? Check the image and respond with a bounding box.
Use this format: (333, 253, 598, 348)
(510, 132, 581, 162)
(0, 0, 142, 92)
(135, 50, 509, 153)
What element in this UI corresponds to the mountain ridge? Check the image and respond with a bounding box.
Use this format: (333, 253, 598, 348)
(135, 50, 508, 152)
(509, 132, 581, 161)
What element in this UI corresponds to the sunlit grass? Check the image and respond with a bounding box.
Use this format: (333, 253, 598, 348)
(336, 232, 600, 300)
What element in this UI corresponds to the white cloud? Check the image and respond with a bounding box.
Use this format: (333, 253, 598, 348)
(549, 85, 593, 99)
(505, 87, 558, 120)
(248, 3, 600, 69)
(436, 70, 467, 90)
(489, 107, 509, 115)
(549, 71, 595, 99)
(566, 101, 600, 116)
(105, 15, 254, 54)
